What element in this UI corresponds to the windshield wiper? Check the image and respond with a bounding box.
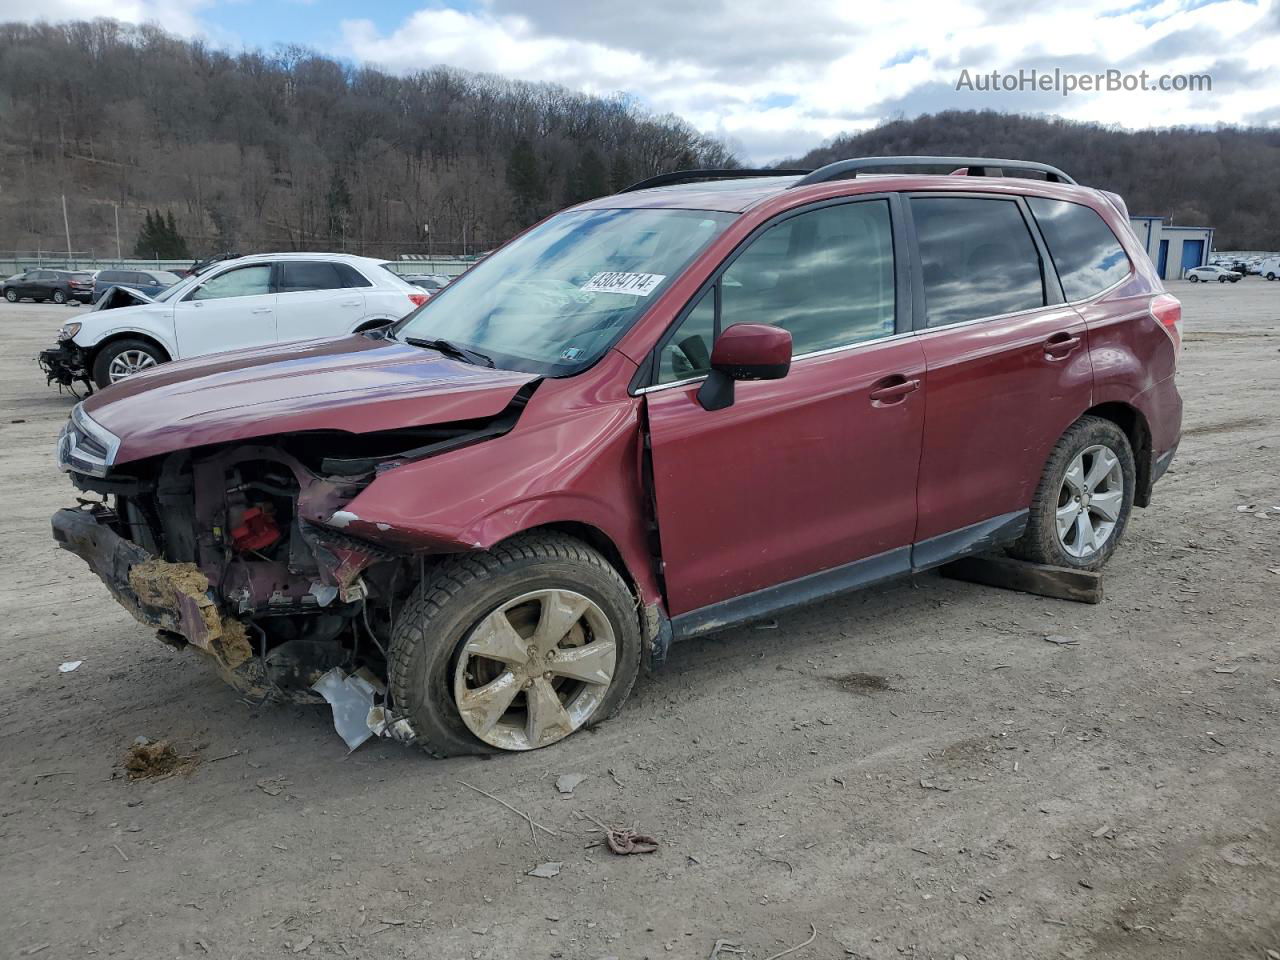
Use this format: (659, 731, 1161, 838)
(405, 337, 495, 367)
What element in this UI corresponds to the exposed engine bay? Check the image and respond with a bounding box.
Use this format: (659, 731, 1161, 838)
(51, 389, 537, 745)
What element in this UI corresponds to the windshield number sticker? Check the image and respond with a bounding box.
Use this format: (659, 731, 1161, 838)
(580, 272, 666, 297)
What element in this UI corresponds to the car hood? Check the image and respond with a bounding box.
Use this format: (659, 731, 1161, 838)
(84, 335, 540, 464)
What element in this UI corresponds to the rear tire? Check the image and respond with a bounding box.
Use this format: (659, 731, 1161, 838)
(1009, 416, 1136, 571)
(388, 532, 642, 756)
(1188, 275, 1199, 282)
(52, 289, 67, 304)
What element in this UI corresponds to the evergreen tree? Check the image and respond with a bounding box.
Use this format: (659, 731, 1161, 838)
(565, 147, 609, 205)
(506, 138, 546, 227)
(133, 208, 189, 259)
(610, 152, 633, 192)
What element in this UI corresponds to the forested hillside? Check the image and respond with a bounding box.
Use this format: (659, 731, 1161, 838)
(788, 111, 1280, 250)
(0, 20, 736, 259)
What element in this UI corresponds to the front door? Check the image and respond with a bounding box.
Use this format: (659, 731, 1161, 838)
(906, 194, 1094, 555)
(174, 263, 276, 358)
(644, 197, 925, 619)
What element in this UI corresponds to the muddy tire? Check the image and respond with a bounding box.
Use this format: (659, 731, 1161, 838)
(1009, 415, 1136, 571)
(388, 532, 642, 756)
(91, 338, 165, 388)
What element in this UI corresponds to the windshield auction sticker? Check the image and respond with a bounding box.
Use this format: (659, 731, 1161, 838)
(580, 272, 666, 296)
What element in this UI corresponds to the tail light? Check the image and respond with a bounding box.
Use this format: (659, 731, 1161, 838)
(408, 293, 428, 308)
(1151, 293, 1182, 361)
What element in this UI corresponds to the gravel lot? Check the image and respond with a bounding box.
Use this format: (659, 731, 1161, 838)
(2, 280, 1278, 960)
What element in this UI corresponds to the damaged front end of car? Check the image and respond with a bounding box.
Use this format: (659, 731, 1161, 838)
(52, 384, 538, 747)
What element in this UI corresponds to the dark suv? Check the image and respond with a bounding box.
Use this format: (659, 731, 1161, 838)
(51, 156, 1182, 756)
(91, 268, 182, 303)
(3, 269, 94, 304)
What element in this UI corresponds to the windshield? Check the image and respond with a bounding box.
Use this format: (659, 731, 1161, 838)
(393, 207, 735, 375)
(151, 271, 203, 302)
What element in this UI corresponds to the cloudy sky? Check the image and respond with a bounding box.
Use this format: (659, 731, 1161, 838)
(5, 0, 1279, 162)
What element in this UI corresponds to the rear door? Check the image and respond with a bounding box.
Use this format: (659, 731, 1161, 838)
(644, 196, 926, 620)
(173, 263, 276, 357)
(273, 261, 365, 342)
(907, 193, 1093, 560)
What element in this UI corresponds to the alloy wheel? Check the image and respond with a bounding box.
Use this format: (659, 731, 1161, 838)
(107, 349, 158, 382)
(1055, 444, 1124, 559)
(452, 588, 617, 751)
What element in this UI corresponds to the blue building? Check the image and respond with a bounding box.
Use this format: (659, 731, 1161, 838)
(1129, 216, 1214, 280)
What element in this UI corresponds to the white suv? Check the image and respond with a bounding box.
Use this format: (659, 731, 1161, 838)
(40, 253, 427, 389)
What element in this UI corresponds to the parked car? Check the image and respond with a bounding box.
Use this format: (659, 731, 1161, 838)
(39, 253, 427, 390)
(50, 156, 1182, 756)
(91, 268, 183, 303)
(1186, 265, 1241, 282)
(1257, 256, 1280, 280)
(400, 273, 452, 295)
(3, 269, 95, 304)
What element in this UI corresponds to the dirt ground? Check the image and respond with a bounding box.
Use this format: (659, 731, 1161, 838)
(1, 280, 1277, 960)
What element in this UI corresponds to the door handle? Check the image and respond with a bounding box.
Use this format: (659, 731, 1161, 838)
(868, 376, 920, 405)
(1043, 332, 1082, 357)
(250, 307, 272, 314)
(339, 299, 361, 307)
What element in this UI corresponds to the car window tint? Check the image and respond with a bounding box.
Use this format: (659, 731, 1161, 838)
(278, 261, 345, 292)
(911, 197, 1046, 327)
(1029, 197, 1131, 300)
(657, 290, 716, 384)
(193, 265, 272, 301)
(720, 199, 895, 354)
(334, 263, 373, 288)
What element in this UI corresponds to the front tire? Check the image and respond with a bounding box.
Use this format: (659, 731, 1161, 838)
(389, 532, 642, 756)
(1010, 416, 1136, 571)
(91, 338, 165, 388)
(3, 288, 16, 302)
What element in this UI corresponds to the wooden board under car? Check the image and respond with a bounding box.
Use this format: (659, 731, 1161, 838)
(940, 553, 1103, 604)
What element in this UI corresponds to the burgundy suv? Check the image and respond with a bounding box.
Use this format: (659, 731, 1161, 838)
(52, 156, 1182, 755)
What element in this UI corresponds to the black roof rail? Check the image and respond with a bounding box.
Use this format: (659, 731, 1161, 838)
(790, 156, 1075, 188)
(620, 168, 813, 193)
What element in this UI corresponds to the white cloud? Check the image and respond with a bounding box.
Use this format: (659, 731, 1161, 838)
(339, 0, 1280, 163)
(0, 0, 213, 37)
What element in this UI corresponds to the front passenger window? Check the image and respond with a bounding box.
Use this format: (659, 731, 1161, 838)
(192, 265, 272, 301)
(720, 200, 895, 354)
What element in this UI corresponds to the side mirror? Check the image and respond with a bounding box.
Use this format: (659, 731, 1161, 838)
(697, 323, 792, 411)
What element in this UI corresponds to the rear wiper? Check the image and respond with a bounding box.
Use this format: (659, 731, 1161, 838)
(405, 337, 495, 367)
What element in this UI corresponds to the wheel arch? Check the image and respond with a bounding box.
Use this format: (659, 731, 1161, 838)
(1083, 401, 1153, 507)
(88, 331, 173, 367)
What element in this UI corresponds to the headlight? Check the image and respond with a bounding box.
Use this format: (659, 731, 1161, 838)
(57, 322, 82, 342)
(56, 403, 121, 477)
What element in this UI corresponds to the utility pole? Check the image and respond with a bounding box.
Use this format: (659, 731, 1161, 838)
(61, 194, 72, 263)
(114, 204, 121, 260)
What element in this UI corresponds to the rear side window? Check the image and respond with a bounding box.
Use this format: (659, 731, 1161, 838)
(334, 263, 372, 288)
(911, 197, 1046, 327)
(1028, 197, 1132, 300)
(99, 271, 126, 283)
(278, 261, 345, 293)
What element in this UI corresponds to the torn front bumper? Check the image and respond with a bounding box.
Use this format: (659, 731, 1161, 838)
(50, 506, 314, 702)
(38, 341, 91, 391)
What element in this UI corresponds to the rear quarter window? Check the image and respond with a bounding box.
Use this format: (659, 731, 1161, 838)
(1028, 197, 1132, 300)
